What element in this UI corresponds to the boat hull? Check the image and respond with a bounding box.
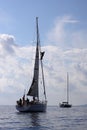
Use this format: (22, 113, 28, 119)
(59, 102, 72, 108)
(16, 101, 47, 112)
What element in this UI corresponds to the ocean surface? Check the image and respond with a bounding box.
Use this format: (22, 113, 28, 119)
(0, 105, 87, 130)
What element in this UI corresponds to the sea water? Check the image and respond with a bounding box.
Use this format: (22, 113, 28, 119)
(0, 105, 87, 130)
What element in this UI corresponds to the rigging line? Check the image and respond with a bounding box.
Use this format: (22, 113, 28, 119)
(40, 59, 47, 100)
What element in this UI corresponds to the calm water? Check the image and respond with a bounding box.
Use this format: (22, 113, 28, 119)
(0, 106, 87, 130)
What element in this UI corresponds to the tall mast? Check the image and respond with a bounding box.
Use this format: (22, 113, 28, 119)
(36, 17, 39, 47)
(67, 72, 69, 103)
(27, 17, 46, 101)
(27, 17, 39, 99)
(36, 17, 39, 100)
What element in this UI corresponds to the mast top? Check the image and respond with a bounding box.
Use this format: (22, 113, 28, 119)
(36, 17, 38, 25)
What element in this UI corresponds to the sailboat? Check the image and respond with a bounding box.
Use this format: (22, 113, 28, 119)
(16, 17, 47, 112)
(59, 72, 72, 108)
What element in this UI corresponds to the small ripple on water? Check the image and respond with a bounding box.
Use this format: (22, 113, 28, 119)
(0, 106, 87, 130)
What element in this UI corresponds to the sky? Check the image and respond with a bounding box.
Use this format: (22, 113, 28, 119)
(0, 0, 87, 106)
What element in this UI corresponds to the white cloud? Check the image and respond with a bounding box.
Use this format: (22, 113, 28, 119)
(0, 15, 87, 106)
(44, 46, 87, 105)
(0, 34, 87, 105)
(0, 34, 15, 44)
(0, 34, 16, 56)
(46, 15, 87, 49)
(47, 17, 66, 44)
(60, 15, 79, 23)
(44, 16, 87, 105)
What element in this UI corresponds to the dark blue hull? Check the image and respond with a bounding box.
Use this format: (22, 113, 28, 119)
(16, 101, 47, 112)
